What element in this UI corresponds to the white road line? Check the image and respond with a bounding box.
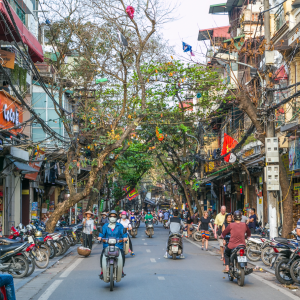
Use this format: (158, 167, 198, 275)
(60, 258, 83, 278)
(146, 249, 151, 253)
(142, 239, 145, 240)
(150, 258, 156, 263)
(250, 273, 299, 300)
(38, 280, 62, 300)
(158, 276, 165, 280)
(185, 237, 299, 300)
(144, 243, 147, 245)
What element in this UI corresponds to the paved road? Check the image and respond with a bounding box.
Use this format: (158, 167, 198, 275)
(17, 223, 300, 300)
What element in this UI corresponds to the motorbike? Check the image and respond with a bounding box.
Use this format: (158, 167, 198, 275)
(129, 220, 138, 238)
(227, 243, 253, 286)
(99, 227, 127, 291)
(167, 233, 183, 260)
(0, 242, 29, 278)
(145, 220, 154, 238)
(246, 237, 264, 262)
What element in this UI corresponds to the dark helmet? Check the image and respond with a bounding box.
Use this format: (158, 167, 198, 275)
(233, 210, 242, 221)
(108, 210, 118, 217)
(173, 209, 179, 216)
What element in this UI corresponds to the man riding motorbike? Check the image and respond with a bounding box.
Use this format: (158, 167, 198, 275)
(221, 210, 251, 273)
(99, 212, 109, 226)
(117, 211, 135, 256)
(98, 210, 128, 278)
(164, 209, 185, 259)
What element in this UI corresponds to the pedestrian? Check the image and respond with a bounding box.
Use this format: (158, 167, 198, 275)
(197, 211, 213, 251)
(222, 213, 233, 232)
(247, 208, 257, 234)
(239, 209, 248, 223)
(214, 206, 226, 261)
(82, 210, 94, 250)
(187, 215, 193, 237)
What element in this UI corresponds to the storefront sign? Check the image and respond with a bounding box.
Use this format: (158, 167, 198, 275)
(0, 50, 15, 69)
(289, 139, 300, 171)
(25, 149, 45, 181)
(294, 183, 300, 204)
(31, 202, 38, 211)
(0, 93, 23, 135)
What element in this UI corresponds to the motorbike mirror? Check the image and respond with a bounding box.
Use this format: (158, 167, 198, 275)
(123, 228, 127, 234)
(99, 226, 103, 234)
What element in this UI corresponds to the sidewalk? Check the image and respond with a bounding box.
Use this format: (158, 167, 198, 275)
(14, 245, 77, 291)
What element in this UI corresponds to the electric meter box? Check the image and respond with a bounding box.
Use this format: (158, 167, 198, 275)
(264, 165, 280, 191)
(265, 137, 279, 163)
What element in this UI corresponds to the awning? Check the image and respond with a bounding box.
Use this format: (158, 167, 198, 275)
(0, 0, 43, 62)
(12, 160, 37, 174)
(144, 198, 156, 205)
(198, 26, 230, 41)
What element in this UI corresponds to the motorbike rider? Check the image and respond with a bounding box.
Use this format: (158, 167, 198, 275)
(97, 210, 128, 278)
(163, 210, 169, 222)
(99, 212, 109, 226)
(221, 210, 251, 273)
(164, 209, 185, 259)
(118, 211, 135, 256)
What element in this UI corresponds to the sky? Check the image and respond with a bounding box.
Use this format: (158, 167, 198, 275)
(160, 0, 229, 62)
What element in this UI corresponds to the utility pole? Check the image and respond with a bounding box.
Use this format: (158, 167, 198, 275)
(264, 0, 278, 238)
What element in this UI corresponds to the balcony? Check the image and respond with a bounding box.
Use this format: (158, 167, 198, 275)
(274, 6, 285, 32)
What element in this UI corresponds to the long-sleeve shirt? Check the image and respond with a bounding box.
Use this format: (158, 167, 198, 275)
(98, 223, 127, 249)
(145, 214, 153, 220)
(221, 222, 251, 249)
(83, 218, 94, 234)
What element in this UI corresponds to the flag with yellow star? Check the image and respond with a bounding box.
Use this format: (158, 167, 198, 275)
(221, 133, 238, 162)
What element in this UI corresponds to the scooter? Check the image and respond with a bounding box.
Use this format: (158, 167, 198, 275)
(145, 220, 154, 238)
(167, 233, 183, 260)
(227, 244, 253, 286)
(99, 228, 127, 291)
(129, 221, 138, 238)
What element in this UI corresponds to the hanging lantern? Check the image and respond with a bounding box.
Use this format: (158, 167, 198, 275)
(156, 126, 164, 141)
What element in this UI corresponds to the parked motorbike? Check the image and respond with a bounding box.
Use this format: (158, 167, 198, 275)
(167, 233, 183, 260)
(99, 227, 127, 291)
(246, 237, 264, 262)
(0, 242, 29, 278)
(145, 220, 154, 238)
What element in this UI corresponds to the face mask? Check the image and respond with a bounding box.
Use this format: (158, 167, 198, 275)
(109, 217, 117, 223)
(122, 215, 126, 219)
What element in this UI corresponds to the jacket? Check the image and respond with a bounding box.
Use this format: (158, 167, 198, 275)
(166, 217, 184, 234)
(98, 222, 127, 249)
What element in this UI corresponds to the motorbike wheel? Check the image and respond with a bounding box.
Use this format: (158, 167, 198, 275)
(48, 241, 56, 259)
(237, 265, 245, 286)
(275, 258, 294, 285)
(290, 258, 300, 284)
(60, 239, 68, 255)
(246, 244, 261, 262)
(110, 265, 114, 291)
(172, 254, 177, 260)
(25, 254, 36, 277)
(261, 247, 274, 266)
(8, 256, 29, 278)
(35, 248, 49, 269)
(54, 241, 63, 256)
(193, 231, 202, 242)
(41, 244, 51, 257)
(155, 220, 158, 225)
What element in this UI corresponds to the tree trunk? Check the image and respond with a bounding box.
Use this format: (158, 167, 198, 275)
(279, 156, 293, 237)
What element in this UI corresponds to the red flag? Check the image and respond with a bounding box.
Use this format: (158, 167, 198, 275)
(221, 133, 238, 162)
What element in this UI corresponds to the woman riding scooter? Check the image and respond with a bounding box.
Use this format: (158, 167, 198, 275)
(118, 211, 135, 256)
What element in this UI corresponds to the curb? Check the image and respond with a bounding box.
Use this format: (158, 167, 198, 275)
(15, 245, 77, 291)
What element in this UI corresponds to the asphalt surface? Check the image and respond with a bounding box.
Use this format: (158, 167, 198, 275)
(17, 223, 300, 300)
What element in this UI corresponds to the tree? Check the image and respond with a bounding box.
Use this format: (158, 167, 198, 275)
(41, 0, 174, 231)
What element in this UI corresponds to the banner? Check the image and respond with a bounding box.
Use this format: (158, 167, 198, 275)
(100, 199, 104, 212)
(221, 133, 238, 162)
(123, 186, 139, 201)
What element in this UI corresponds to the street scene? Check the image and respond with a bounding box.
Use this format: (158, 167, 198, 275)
(0, 0, 300, 299)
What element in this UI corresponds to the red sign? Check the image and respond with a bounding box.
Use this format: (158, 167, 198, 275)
(0, 91, 23, 135)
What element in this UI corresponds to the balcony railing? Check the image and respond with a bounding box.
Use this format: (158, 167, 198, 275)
(274, 6, 285, 32)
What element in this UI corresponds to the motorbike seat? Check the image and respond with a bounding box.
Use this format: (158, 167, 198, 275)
(0, 238, 19, 244)
(274, 237, 289, 244)
(0, 243, 23, 256)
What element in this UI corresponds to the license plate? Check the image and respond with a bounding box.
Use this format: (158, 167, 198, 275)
(237, 256, 247, 263)
(172, 246, 178, 252)
(28, 236, 34, 243)
(148, 225, 153, 227)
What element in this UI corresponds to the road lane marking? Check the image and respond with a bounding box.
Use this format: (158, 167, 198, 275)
(150, 258, 156, 262)
(158, 276, 165, 280)
(146, 249, 151, 253)
(38, 280, 62, 300)
(144, 243, 147, 245)
(142, 239, 145, 240)
(60, 258, 83, 278)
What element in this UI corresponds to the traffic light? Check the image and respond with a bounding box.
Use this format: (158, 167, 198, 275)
(240, 185, 243, 194)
